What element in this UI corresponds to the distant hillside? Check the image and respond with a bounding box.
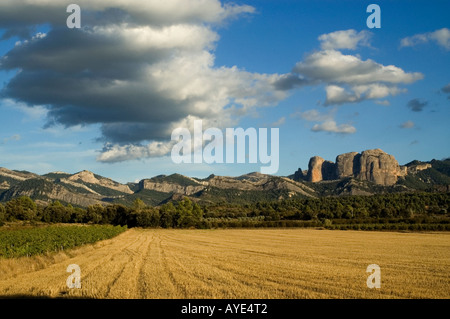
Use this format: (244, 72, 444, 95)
(0, 150, 448, 207)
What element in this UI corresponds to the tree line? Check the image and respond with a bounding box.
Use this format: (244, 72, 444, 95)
(0, 197, 205, 228)
(0, 192, 449, 229)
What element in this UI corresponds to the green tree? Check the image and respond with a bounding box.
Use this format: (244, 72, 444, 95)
(86, 204, 105, 224)
(176, 197, 203, 228)
(0, 203, 6, 225)
(71, 207, 87, 223)
(136, 208, 160, 228)
(159, 202, 176, 228)
(133, 198, 146, 212)
(5, 196, 38, 221)
(111, 204, 131, 226)
(42, 201, 69, 223)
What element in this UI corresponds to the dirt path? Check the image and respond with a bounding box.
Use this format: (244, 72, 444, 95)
(0, 228, 449, 299)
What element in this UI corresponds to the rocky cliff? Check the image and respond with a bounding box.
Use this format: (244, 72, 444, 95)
(355, 149, 403, 186)
(301, 149, 405, 186)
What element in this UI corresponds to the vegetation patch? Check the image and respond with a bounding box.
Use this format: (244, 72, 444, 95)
(0, 224, 127, 258)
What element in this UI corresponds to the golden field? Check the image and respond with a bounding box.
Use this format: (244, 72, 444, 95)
(0, 228, 449, 299)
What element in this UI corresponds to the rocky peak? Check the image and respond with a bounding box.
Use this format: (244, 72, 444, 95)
(65, 170, 133, 194)
(335, 152, 359, 179)
(303, 149, 404, 186)
(306, 156, 325, 182)
(68, 170, 98, 184)
(356, 149, 402, 186)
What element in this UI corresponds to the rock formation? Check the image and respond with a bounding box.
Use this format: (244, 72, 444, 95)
(322, 160, 337, 180)
(140, 180, 205, 196)
(335, 152, 359, 179)
(293, 168, 305, 181)
(355, 149, 402, 186)
(306, 156, 325, 182)
(304, 149, 404, 186)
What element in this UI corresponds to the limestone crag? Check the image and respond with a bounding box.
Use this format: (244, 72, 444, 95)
(293, 168, 305, 181)
(67, 170, 133, 194)
(306, 156, 325, 182)
(140, 180, 205, 196)
(336, 152, 359, 179)
(304, 149, 404, 186)
(407, 163, 432, 174)
(356, 149, 402, 186)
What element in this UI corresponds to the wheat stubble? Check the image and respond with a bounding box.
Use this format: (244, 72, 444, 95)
(0, 228, 448, 298)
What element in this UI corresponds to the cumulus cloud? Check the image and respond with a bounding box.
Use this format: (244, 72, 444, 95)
(407, 98, 428, 112)
(270, 117, 286, 127)
(0, 0, 292, 163)
(293, 50, 422, 85)
(374, 100, 390, 106)
(311, 120, 356, 134)
(400, 121, 415, 129)
(0, 0, 255, 38)
(0, 12, 423, 161)
(1, 134, 21, 144)
(298, 109, 356, 135)
(319, 29, 372, 50)
(324, 83, 405, 105)
(272, 45, 421, 107)
(400, 28, 450, 50)
(298, 109, 332, 122)
(289, 49, 422, 106)
(97, 141, 176, 162)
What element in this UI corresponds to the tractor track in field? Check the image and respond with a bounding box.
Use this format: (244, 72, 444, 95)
(0, 228, 449, 299)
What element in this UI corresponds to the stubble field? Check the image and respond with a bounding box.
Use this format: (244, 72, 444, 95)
(0, 228, 449, 299)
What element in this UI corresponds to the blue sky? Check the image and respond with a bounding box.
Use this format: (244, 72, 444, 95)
(0, 0, 449, 183)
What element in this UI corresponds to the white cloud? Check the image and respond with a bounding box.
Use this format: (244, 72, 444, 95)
(319, 29, 372, 50)
(0, 0, 293, 163)
(400, 121, 415, 129)
(299, 109, 333, 122)
(291, 49, 420, 106)
(325, 83, 405, 105)
(2, 134, 21, 144)
(294, 50, 422, 85)
(271, 117, 286, 127)
(311, 120, 356, 134)
(374, 100, 390, 106)
(325, 85, 360, 105)
(0, 0, 254, 32)
(97, 141, 176, 163)
(298, 108, 355, 135)
(1, 98, 48, 120)
(400, 28, 450, 50)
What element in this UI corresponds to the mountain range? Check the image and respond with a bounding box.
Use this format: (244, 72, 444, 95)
(1, 149, 449, 208)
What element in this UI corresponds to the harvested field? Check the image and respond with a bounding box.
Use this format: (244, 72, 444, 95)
(0, 228, 449, 298)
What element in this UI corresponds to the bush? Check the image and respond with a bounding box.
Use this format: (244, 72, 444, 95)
(0, 225, 127, 258)
(323, 219, 332, 227)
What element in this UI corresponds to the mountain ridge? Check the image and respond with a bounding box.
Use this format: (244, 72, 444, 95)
(1, 149, 449, 207)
